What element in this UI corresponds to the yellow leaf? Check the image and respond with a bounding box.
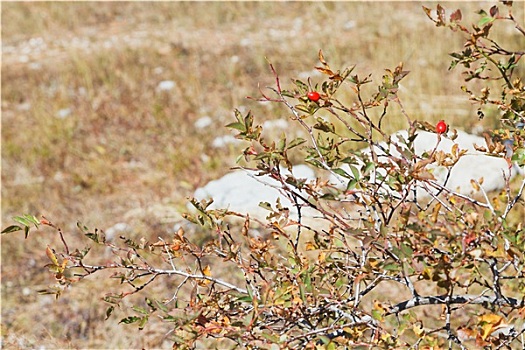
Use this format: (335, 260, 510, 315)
(422, 267, 433, 280)
(373, 300, 385, 312)
(305, 241, 317, 251)
(369, 258, 380, 269)
(414, 169, 435, 181)
(492, 196, 501, 211)
(431, 203, 441, 223)
(478, 313, 503, 325)
(413, 323, 425, 337)
(292, 295, 303, 305)
(452, 143, 459, 158)
(46, 246, 59, 266)
(479, 313, 503, 340)
(414, 158, 434, 171)
(480, 323, 494, 340)
(202, 265, 212, 277)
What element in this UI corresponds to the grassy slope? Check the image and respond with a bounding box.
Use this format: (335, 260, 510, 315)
(2, 2, 523, 348)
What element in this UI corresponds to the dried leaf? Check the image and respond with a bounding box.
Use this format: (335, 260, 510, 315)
(46, 246, 59, 266)
(436, 4, 446, 23)
(431, 203, 442, 223)
(422, 6, 433, 20)
(318, 49, 327, 66)
(315, 66, 335, 76)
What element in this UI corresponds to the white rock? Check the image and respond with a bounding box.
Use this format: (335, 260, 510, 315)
(262, 119, 289, 130)
(344, 20, 356, 30)
(330, 130, 523, 197)
(105, 222, 131, 241)
(193, 165, 316, 220)
(240, 38, 252, 47)
(16, 102, 31, 111)
(156, 80, 176, 92)
(153, 66, 164, 75)
(56, 108, 71, 119)
(211, 135, 241, 148)
(194, 116, 213, 129)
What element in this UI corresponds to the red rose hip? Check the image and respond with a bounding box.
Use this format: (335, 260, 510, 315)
(307, 91, 320, 102)
(436, 120, 448, 134)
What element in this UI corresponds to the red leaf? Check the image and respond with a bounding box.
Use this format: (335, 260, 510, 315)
(489, 5, 499, 17)
(450, 9, 462, 22)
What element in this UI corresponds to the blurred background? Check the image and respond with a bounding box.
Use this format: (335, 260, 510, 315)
(2, 2, 523, 348)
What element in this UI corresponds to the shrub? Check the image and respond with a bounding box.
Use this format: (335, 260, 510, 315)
(3, 2, 524, 349)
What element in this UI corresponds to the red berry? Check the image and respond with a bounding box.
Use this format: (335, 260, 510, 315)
(436, 120, 448, 134)
(307, 91, 320, 102)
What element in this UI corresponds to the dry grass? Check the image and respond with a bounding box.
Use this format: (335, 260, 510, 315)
(2, 2, 523, 349)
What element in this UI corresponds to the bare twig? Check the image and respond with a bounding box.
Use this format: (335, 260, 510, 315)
(387, 294, 522, 315)
(76, 263, 248, 295)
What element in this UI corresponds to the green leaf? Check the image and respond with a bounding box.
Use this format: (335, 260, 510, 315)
(13, 214, 39, 228)
(1, 225, 23, 234)
(476, 9, 488, 16)
(161, 315, 178, 322)
(293, 79, 309, 90)
(105, 306, 115, 320)
(313, 117, 335, 133)
(400, 243, 414, 257)
(21, 214, 39, 225)
(318, 335, 330, 345)
(77, 221, 89, 233)
(287, 137, 306, 149)
(349, 165, 360, 180)
(320, 192, 337, 200)
(340, 156, 355, 164)
(145, 297, 157, 312)
(277, 135, 286, 152)
(132, 306, 149, 315)
(383, 263, 401, 271)
(346, 179, 358, 191)
(138, 316, 148, 330)
(225, 122, 246, 132)
(260, 332, 280, 343)
(119, 316, 141, 325)
(295, 104, 311, 114)
(303, 271, 312, 293)
(259, 202, 273, 211)
(332, 168, 351, 179)
(155, 300, 168, 313)
(363, 162, 375, 174)
(478, 16, 494, 27)
(236, 294, 253, 303)
(511, 148, 525, 166)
